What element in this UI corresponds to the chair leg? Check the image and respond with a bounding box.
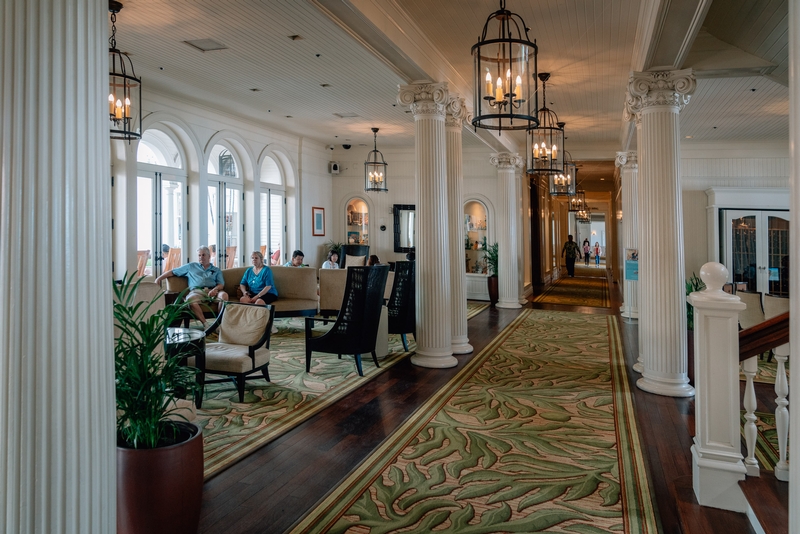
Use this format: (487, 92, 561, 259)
(306, 347, 312, 373)
(236, 375, 246, 402)
(371, 351, 380, 368)
(262, 366, 270, 382)
(354, 354, 364, 376)
(401, 334, 409, 352)
(338, 354, 342, 359)
(194, 371, 205, 409)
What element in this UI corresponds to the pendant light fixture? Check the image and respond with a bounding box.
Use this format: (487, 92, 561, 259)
(549, 148, 577, 196)
(528, 73, 564, 175)
(108, 0, 142, 141)
(569, 190, 586, 213)
(365, 128, 388, 193)
(471, 0, 538, 132)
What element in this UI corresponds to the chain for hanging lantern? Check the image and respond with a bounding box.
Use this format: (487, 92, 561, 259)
(108, 0, 142, 141)
(471, 0, 539, 132)
(365, 128, 388, 193)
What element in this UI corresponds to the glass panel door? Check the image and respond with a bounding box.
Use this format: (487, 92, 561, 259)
(160, 177, 185, 273)
(137, 175, 154, 277)
(767, 214, 790, 297)
(207, 184, 219, 266)
(224, 185, 242, 268)
(723, 210, 790, 294)
(260, 190, 285, 266)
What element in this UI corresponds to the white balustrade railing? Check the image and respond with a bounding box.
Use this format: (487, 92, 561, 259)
(689, 261, 791, 518)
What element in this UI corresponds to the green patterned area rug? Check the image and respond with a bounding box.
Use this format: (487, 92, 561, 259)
(740, 411, 788, 472)
(575, 265, 608, 278)
(534, 274, 610, 308)
(466, 301, 490, 320)
(292, 310, 657, 533)
(197, 318, 416, 479)
(739, 356, 790, 384)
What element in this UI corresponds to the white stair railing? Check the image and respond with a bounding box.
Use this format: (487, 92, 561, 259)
(741, 355, 760, 477)
(688, 262, 748, 512)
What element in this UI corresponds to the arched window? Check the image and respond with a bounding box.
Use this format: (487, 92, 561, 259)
(259, 156, 285, 265)
(135, 128, 187, 277)
(137, 129, 182, 168)
(208, 144, 239, 178)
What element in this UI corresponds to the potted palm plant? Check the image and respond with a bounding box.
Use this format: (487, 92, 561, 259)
(114, 273, 204, 534)
(484, 242, 499, 305)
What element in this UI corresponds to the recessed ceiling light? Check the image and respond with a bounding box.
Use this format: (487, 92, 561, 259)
(359, 144, 367, 147)
(685, 135, 693, 138)
(333, 112, 359, 118)
(600, 178, 605, 181)
(320, 84, 331, 88)
(285, 116, 293, 118)
(183, 39, 228, 52)
(288, 35, 303, 41)
(250, 88, 261, 92)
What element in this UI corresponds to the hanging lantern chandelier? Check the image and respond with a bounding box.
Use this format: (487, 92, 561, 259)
(568, 190, 586, 212)
(365, 128, 388, 193)
(108, 0, 142, 141)
(528, 73, 564, 175)
(549, 149, 577, 196)
(471, 0, 538, 132)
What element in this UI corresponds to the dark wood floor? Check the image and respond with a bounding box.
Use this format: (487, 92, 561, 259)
(198, 274, 785, 533)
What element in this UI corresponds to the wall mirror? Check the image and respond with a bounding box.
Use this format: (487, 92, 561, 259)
(393, 204, 415, 253)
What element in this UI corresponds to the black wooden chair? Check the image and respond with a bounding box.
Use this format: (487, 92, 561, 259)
(305, 266, 388, 376)
(387, 260, 416, 351)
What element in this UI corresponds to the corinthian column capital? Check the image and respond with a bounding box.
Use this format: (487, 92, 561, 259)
(490, 152, 524, 169)
(398, 81, 449, 118)
(615, 151, 638, 170)
(624, 69, 696, 119)
(445, 95, 470, 128)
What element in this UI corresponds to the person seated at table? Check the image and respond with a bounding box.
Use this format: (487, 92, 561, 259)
(155, 245, 228, 327)
(367, 254, 381, 266)
(321, 250, 339, 269)
(283, 249, 304, 267)
(239, 251, 278, 305)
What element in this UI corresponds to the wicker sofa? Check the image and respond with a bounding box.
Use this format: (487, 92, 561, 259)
(165, 265, 319, 317)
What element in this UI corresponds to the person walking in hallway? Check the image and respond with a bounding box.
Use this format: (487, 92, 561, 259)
(594, 242, 601, 267)
(561, 235, 581, 277)
(583, 239, 591, 266)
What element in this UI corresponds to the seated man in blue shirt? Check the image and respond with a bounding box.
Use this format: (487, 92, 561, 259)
(283, 249, 304, 267)
(155, 245, 229, 327)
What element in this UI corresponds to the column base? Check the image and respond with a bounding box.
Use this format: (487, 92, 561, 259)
(637, 375, 695, 397)
(620, 305, 639, 319)
(451, 337, 473, 355)
(633, 362, 644, 373)
(691, 445, 747, 512)
(411, 353, 458, 368)
(496, 300, 522, 309)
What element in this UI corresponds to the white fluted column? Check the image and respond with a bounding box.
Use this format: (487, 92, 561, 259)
(398, 82, 457, 368)
(445, 96, 473, 355)
(625, 70, 696, 397)
(788, 0, 800, 528)
(616, 151, 640, 320)
(0, 0, 115, 531)
(491, 153, 524, 309)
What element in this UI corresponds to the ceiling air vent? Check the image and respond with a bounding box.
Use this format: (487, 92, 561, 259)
(333, 112, 359, 118)
(183, 39, 228, 52)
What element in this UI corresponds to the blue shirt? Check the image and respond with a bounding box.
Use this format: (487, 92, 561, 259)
(172, 262, 224, 289)
(240, 266, 278, 297)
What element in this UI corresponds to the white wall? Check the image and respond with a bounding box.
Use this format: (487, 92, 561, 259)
(679, 141, 789, 279)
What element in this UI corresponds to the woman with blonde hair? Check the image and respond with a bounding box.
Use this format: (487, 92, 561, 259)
(239, 250, 278, 305)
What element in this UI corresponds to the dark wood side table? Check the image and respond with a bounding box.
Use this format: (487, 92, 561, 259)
(165, 327, 206, 409)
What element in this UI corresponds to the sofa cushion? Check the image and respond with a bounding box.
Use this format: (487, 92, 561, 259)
(345, 254, 366, 267)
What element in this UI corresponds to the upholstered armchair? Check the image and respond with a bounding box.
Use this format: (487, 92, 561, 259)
(387, 261, 416, 351)
(198, 302, 275, 406)
(305, 266, 389, 376)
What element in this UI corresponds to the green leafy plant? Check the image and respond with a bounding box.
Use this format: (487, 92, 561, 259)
(114, 273, 198, 449)
(325, 239, 343, 256)
(685, 272, 706, 331)
(484, 242, 499, 277)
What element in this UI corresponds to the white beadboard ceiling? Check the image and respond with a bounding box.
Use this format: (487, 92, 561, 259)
(116, 0, 789, 155)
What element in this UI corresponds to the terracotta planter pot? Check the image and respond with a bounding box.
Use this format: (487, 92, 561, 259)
(117, 422, 204, 534)
(487, 276, 499, 306)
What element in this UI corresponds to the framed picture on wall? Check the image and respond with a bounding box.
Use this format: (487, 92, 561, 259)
(312, 207, 325, 236)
